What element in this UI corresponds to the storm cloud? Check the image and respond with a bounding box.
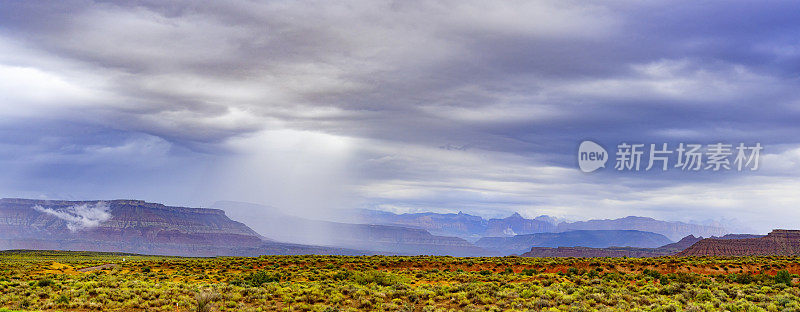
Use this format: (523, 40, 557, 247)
(1, 0, 800, 232)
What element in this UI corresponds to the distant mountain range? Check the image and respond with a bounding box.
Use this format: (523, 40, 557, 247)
(353, 210, 728, 242)
(521, 234, 703, 257)
(0, 198, 364, 257)
(475, 230, 673, 255)
(211, 201, 489, 256)
(556, 216, 728, 241)
(350, 210, 510, 241)
(1, 198, 747, 257)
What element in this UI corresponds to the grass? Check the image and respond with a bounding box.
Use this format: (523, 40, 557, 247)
(1, 250, 800, 311)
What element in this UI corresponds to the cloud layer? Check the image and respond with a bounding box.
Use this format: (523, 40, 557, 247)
(2, 1, 800, 232)
(34, 202, 112, 231)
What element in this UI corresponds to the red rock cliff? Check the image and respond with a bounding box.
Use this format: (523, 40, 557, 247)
(678, 230, 800, 256)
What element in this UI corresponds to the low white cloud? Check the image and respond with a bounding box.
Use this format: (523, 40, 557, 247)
(33, 202, 112, 231)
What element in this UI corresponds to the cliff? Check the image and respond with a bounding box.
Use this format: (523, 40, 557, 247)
(0, 198, 363, 256)
(678, 230, 800, 256)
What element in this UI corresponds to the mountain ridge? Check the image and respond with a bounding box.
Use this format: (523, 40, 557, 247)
(556, 216, 728, 241)
(520, 234, 703, 257)
(0, 198, 365, 257)
(475, 229, 673, 255)
(211, 201, 491, 256)
(354, 209, 728, 242)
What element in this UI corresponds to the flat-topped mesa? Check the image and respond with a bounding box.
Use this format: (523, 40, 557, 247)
(1, 198, 228, 216)
(767, 229, 800, 239)
(678, 229, 800, 256)
(115, 200, 228, 216)
(0, 198, 264, 256)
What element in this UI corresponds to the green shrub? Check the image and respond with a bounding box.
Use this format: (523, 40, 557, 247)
(643, 269, 661, 279)
(56, 294, 69, 304)
(195, 291, 220, 312)
(775, 270, 791, 285)
(351, 270, 404, 287)
(521, 268, 537, 276)
(245, 270, 281, 286)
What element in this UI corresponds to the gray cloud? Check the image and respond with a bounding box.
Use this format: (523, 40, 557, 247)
(1, 1, 799, 232)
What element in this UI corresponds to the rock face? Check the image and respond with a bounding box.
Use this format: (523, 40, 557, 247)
(678, 230, 800, 256)
(0, 198, 362, 257)
(520, 234, 703, 258)
(557, 216, 728, 241)
(475, 230, 674, 256)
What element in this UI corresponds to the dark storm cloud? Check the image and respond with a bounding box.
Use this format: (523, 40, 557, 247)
(1, 0, 800, 232)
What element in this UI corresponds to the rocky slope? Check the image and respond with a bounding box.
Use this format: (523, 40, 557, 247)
(677, 230, 800, 256)
(0, 198, 363, 256)
(475, 230, 673, 255)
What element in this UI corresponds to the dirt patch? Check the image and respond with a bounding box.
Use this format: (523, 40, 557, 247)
(78, 263, 119, 272)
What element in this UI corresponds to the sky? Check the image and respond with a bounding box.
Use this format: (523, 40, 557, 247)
(1, 1, 800, 233)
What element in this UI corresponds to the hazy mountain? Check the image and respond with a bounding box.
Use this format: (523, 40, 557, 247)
(475, 230, 673, 255)
(353, 210, 726, 242)
(0, 198, 364, 257)
(212, 201, 490, 256)
(354, 210, 555, 240)
(351, 210, 489, 239)
(557, 216, 728, 241)
(534, 215, 565, 226)
(484, 213, 555, 237)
